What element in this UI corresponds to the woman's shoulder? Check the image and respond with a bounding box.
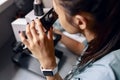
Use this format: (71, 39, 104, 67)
(72, 49, 120, 80)
(94, 49, 120, 65)
(92, 49, 120, 80)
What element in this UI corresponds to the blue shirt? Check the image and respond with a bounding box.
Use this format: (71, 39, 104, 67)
(71, 49, 120, 80)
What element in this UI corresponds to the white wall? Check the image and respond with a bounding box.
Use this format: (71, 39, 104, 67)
(42, 0, 53, 8)
(0, 0, 14, 13)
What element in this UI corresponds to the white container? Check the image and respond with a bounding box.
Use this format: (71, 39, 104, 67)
(11, 18, 27, 41)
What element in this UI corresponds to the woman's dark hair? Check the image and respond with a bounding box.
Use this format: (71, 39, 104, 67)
(57, 0, 120, 64)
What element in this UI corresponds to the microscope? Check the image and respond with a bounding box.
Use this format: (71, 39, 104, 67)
(12, 8, 63, 77)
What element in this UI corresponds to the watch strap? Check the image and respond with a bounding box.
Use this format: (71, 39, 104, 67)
(40, 66, 58, 76)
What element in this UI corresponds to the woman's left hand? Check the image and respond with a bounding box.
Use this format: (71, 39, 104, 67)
(19, 18, 57, 69)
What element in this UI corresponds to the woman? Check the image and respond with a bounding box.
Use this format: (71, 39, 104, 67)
(19, 0, 120, 80)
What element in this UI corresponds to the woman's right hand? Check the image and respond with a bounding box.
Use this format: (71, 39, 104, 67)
(19, 19, 57, 69)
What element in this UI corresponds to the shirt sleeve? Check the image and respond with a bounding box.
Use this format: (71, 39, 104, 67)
(71, 64, 114, 80)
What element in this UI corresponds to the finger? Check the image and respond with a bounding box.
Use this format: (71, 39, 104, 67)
(30, 20, 39, 40)
(48, 27, 53, 40)
(19, 31, 29, 46)
(34, 19, 45, 36)
(26, 23, 33, 40)
(53, 28, 62, 34)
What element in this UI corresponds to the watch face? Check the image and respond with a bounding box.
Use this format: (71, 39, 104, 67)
(43, 71, 54, 76)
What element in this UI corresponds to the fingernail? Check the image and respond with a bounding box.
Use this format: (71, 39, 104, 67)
(18, 31, 21, 33)
(27, 22, 29, 25)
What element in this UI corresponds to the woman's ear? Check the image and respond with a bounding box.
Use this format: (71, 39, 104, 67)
(74, 15, 87, 30)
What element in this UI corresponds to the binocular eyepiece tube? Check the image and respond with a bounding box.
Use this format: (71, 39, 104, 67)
(40, 8, 58, 31)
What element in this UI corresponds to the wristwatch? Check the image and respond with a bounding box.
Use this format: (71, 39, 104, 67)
(40, 66, 58, 76)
